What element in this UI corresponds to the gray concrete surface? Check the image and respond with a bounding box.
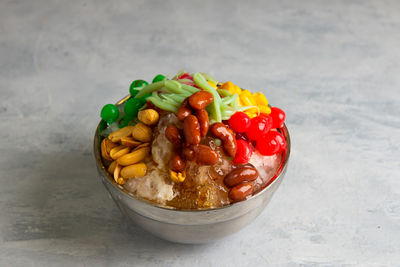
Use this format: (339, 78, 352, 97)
(1, 0, 399, 266)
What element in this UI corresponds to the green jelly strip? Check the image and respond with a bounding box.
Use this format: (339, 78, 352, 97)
(135, 81, 165, 98)
(193, 72, 222, 122)
(221, 94, 238, 106)
(177, 78, 193, 84)
(165, 80, 186, 94)
(159, 93, 180, 107)
(162, 86, 191, 98)
(217, 89, 233, 97)
(147, 96, 178, 113)
(163, 93, 186, 103)
(181, 83, 200, 94)
(201, 72, 219, 84)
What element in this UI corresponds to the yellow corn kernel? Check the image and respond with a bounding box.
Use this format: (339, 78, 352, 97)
(241, 89, 252, 97)
(244, 107, 259, 114)
(234, 85, 242, 95)
(169, 170, 186, 183)
(220, 81, 236, 95)
(239, 94, 254, 107)
(253, 92, 269, 106)
(245, 112, 258, 118)
(259, 105, 271, 115)
(242, 90, 257, 105)
(207, 81, 217, 88)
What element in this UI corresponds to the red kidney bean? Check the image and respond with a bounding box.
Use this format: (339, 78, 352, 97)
(177, 98, 192, 121)
(188, 91, 214, 110)
(182, 147, 195, 161)
(183, 115, 200, 145)
(165, 125, 183, 147)
(210, 122, 237, 157)
(229, 182, 254, 202)
(196, 109, 209, 137)
(192, 144, 219, 165)
(169, 153, 185, 172)
(224, 167, 259, 187)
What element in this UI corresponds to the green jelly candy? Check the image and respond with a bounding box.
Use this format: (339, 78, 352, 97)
(99, 120, 107, 132)
(124, 98, 145, 116)
(100, 104, 119, 124)
(118, 115, 134, 128)
(130, 89, 140, 98)
(129, 80, 149, 96)
(152, 74, 165, 83)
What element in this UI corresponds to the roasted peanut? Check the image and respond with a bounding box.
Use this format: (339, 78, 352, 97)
(107, 161, 118, 174)
(109, 145, 130, 160)
(101, 138, 118, 161)
(188, 91, 214, 110)
(182, 147, 195, 161)
(183, 115, 201, 145)
(165, 125, 183, 147)
(121, 136, 142, 148)
(138, 109, 159, 125)
(210, 122, 237, 157)
(224, 167, 259, 187)
(196, 109, 209, 137)
(177, 98, 192, 121)
(113, 163, 123, 184)
(135, 142, 150, 149)
(117, 146, 150, 166)
(120, 163, 147, 179)
(193, 144, 219, 165)
(116, 177, 126, 185)
(229, 182, 254, 202)
(108, 126, 135, 143)
(131, 122, 153, 142)
(169, 154, 185, 172)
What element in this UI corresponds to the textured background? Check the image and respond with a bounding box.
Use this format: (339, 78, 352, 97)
(1, 0, 399, 266)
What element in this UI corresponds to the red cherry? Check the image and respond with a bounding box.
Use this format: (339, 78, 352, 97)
(228, 112, 251, 133)
(246, 116, 272, 141)
(178, 73, 193, 80)
(233, 140, 253, 164)
(270, 107, 286, 128)
(256, 131, 283, 155)
(273, 130, 287, 151)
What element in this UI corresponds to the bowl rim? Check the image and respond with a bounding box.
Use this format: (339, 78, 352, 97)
(93, 95, 291, 213)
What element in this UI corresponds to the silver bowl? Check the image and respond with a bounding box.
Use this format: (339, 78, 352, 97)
(93, 96, 291, 244)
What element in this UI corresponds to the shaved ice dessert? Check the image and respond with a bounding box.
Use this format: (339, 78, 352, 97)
(98, 71, 287, 209)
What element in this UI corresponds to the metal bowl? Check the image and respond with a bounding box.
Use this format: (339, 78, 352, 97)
(93, 96, 291, 244)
